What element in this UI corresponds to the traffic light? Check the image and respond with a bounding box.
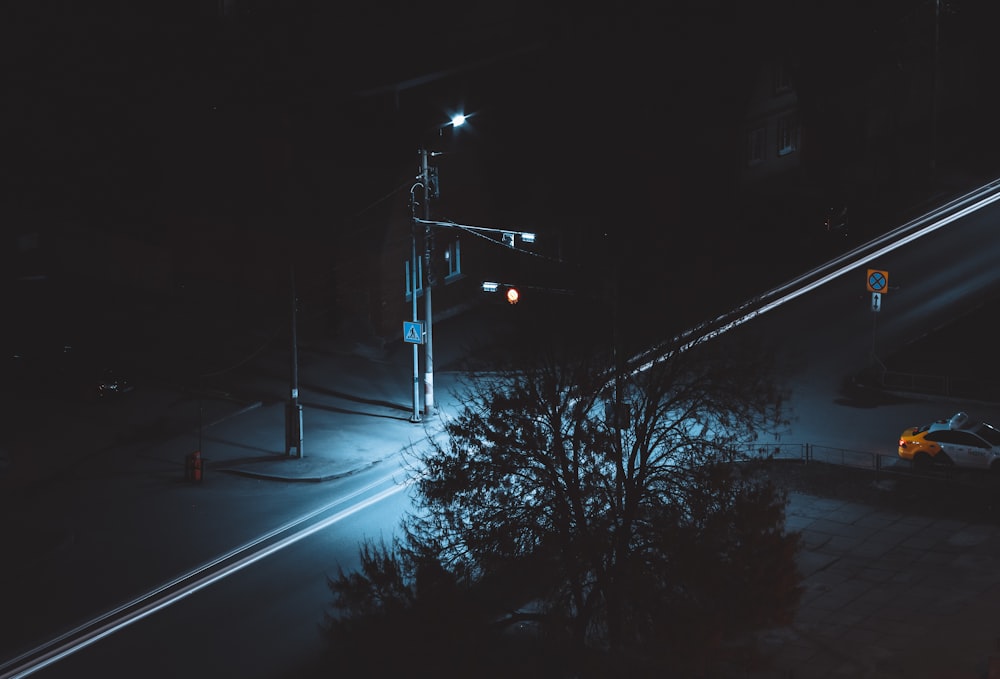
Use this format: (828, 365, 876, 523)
(482, 281, 521, 305)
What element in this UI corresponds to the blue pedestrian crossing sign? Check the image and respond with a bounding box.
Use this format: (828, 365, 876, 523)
(866, 269, 889, 293)
(403, 321, 424, 344)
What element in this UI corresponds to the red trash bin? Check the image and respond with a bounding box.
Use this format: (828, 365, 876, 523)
(185, 450, 203, 482)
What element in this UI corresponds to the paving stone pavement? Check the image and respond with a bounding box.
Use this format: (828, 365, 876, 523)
(737, 491, 1000, 679)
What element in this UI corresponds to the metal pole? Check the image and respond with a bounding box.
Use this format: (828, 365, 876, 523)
(930, 0, 939, 178)
(198, 389, 203, 453)
(612, 239, 623, 437)
(287, 264, 303, 457)
(871, 301, 886, 378)
(871, 303, 877, 365)
(421, 148, 435, 416)
(410, 222, 422, 423)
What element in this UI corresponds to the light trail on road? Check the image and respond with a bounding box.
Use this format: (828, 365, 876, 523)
(0, 472, 414, 679)
(631, 180, 1000, 375)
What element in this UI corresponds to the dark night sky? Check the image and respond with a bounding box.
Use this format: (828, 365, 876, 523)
(3, 0, 1000, 385)
(5, 0, 1000, 291)
(2, 3, 766, 214)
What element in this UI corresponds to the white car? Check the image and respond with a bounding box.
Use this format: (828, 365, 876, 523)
(898, 411, 1000, 470)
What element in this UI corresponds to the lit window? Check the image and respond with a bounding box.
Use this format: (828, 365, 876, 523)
(776, 114, 798, 156)
(445, 239, 461, 279)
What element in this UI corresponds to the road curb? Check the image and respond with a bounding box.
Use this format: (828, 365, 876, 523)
(213, 458, 385, 483)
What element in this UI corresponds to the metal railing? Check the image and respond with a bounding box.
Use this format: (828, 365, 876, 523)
(879, 369, 1000, 403)
(734, 441, 1000, 490)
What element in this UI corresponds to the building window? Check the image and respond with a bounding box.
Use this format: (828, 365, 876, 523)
(747, 127, 766, 165)
(776, 114, 798, 156)
(444, 239, 462, 280)
(405, 257, 423, 300)
(774, 60, 792, 94)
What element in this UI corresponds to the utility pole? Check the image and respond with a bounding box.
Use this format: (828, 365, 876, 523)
(612, 248, 624, 442)
(420, 148, 435, 416)
(286, 264, 303, 457)
(610, 234, 626, 441)
(930, 0, 939, 179)
(409, 212, 422, 423)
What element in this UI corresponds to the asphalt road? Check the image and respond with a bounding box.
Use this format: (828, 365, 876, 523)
(20, 464, 417, 679)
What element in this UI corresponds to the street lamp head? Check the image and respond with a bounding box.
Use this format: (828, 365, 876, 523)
(431, 111, 471, 139)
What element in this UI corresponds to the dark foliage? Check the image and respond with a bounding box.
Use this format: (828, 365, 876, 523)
(323, 334, 802, 676)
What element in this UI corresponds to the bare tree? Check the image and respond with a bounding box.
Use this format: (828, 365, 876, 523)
(325, 333, 801, 675)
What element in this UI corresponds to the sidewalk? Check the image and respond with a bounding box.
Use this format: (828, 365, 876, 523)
(0, 304, 498, 496)
(204, 399, 450, 483)
(155, 305, 502, 484)
(738, 489, 1000, 678)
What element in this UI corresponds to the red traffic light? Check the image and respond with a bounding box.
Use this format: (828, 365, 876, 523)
(505, 287, 520, 304)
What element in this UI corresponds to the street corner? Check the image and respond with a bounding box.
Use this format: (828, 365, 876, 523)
(213, 453, 385, 482)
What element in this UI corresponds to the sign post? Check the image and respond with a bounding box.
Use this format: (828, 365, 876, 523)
(404, 320, 424, 423)
(866, 269, 889, 370)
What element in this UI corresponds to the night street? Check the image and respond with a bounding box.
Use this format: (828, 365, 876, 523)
(7, 1, 1000, 677)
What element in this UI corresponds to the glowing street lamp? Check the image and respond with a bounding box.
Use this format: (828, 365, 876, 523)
(412, 111, 537, 416)
(413, 112, 467, 417)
